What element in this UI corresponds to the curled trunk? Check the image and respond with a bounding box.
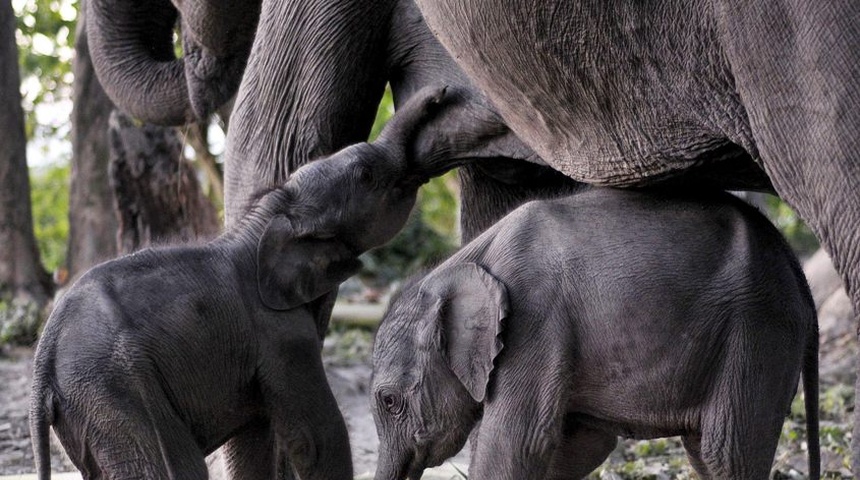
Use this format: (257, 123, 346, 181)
(86, 0, 191, 125)
(86, 0, 258, 125)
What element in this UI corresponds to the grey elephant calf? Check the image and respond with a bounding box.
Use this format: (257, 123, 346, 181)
(372, 188, 820, 480)
(28, 87, 451, 480)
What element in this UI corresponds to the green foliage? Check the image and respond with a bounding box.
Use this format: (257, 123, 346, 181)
(12, 0, 78, 156)
(30, 163, 70, 272)
(0, 298, 42, 345)
(763, 195, 820, 257)
(369, 86, 395, 142)
(631, 439, 670, 458)
(12, 0, 78, 148)
(420, 171, 459, 240)
(323, 325, 374, 366)
(12, 0, 78, 106)
(359, 209, 457, 286)
(820, 384, 854, 421)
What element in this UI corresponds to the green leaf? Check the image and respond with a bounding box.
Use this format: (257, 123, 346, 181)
(29, 163, 70, 272)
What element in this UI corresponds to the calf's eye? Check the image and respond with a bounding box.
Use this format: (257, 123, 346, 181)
(354, 164, 374, 186)
(379, 390, 405, 415)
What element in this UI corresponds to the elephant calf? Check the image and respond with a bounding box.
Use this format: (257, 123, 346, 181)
(28, 87, 451, 480)
(372, 188, 820, 480)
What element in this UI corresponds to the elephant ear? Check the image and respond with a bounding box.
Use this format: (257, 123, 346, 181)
(420, 262, 509, 402)
(257, 215, 362, 311)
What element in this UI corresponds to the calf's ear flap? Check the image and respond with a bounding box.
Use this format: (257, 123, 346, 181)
(257, 215, 362, 311)
(420, 262, 509, 402)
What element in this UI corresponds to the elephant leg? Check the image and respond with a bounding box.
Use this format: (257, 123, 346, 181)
(470, 409, 560, 479)
(696, 418, 781, 480)
(89, 398, 207, 479)
(696, 339, 795, 478)
(458, 160, 585, 242)
(220, 418, 278, 480)
(715, 1, 860, 471)
(469, 374, 567, 479)
(681, 435, 713, 480)
(260, 333, 352, 480)
(545, 418, 616, 479)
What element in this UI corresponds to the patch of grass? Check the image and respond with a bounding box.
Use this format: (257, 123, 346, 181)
(0, 298, 43, 346)
(821, 384, 854, 421)
(324, 326, 374, 365)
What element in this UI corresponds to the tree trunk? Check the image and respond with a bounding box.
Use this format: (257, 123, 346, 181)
(66, 0, 119, 280)
(108, 110, 220, 254)
(183, 121, 224, 206)
(0, 0, 52, 305)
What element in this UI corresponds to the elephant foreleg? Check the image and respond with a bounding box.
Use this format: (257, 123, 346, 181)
(458, 161, 586, 242)
(220, 418, 279, 480)
(260, 334, 353, 480)
(545, 418, 617, 479)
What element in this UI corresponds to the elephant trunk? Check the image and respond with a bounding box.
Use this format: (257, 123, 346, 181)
(86, 0, 192, 125)
(176, 0, 260, 120)
(375, 86, 448, 170)
(374, 444, 413, 480)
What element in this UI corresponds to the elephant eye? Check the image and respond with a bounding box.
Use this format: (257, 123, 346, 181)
(354, 163, 374, 186)
(379, 390, 405, 416)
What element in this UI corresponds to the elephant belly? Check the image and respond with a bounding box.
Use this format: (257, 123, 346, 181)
(564, 357, 713, 439)
(417, 0, 758, 187)
(562, 319, 729, 438)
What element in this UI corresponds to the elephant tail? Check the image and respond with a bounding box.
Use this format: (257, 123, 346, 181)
(802, 318, 820, 480)
(29, 369, 54, 480)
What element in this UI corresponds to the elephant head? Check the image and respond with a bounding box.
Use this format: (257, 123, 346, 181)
(86, 0, 260, 125)
(371, 262, 509, 480)
(252, 85, 453, 311)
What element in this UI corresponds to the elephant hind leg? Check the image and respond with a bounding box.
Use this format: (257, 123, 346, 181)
(695, 342, 796, 478)
(717, 4, 860, 468)
(545, 418, 616, 479)
(81, 391, 208, 479)
(693, 424, 780, 480)
(681, 435, 713, 480)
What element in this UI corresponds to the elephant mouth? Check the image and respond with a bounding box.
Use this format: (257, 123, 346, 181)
(406, 448, 431, 480)
(406, 464, 425, 480)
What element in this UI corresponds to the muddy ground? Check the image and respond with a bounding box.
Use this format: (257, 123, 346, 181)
(1, 292, 856, 478)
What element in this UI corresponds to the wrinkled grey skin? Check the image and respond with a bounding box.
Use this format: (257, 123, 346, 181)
(372, 188, 820, 480)
(412, 3, 860, 463)
(223, 0, 573, 235)
(86, 0, 260, 124)
(28, 88, 449, 480)
(84, 0, 581, 241)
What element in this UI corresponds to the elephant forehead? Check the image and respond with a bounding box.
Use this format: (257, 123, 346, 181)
(373, 325, 420, 363)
